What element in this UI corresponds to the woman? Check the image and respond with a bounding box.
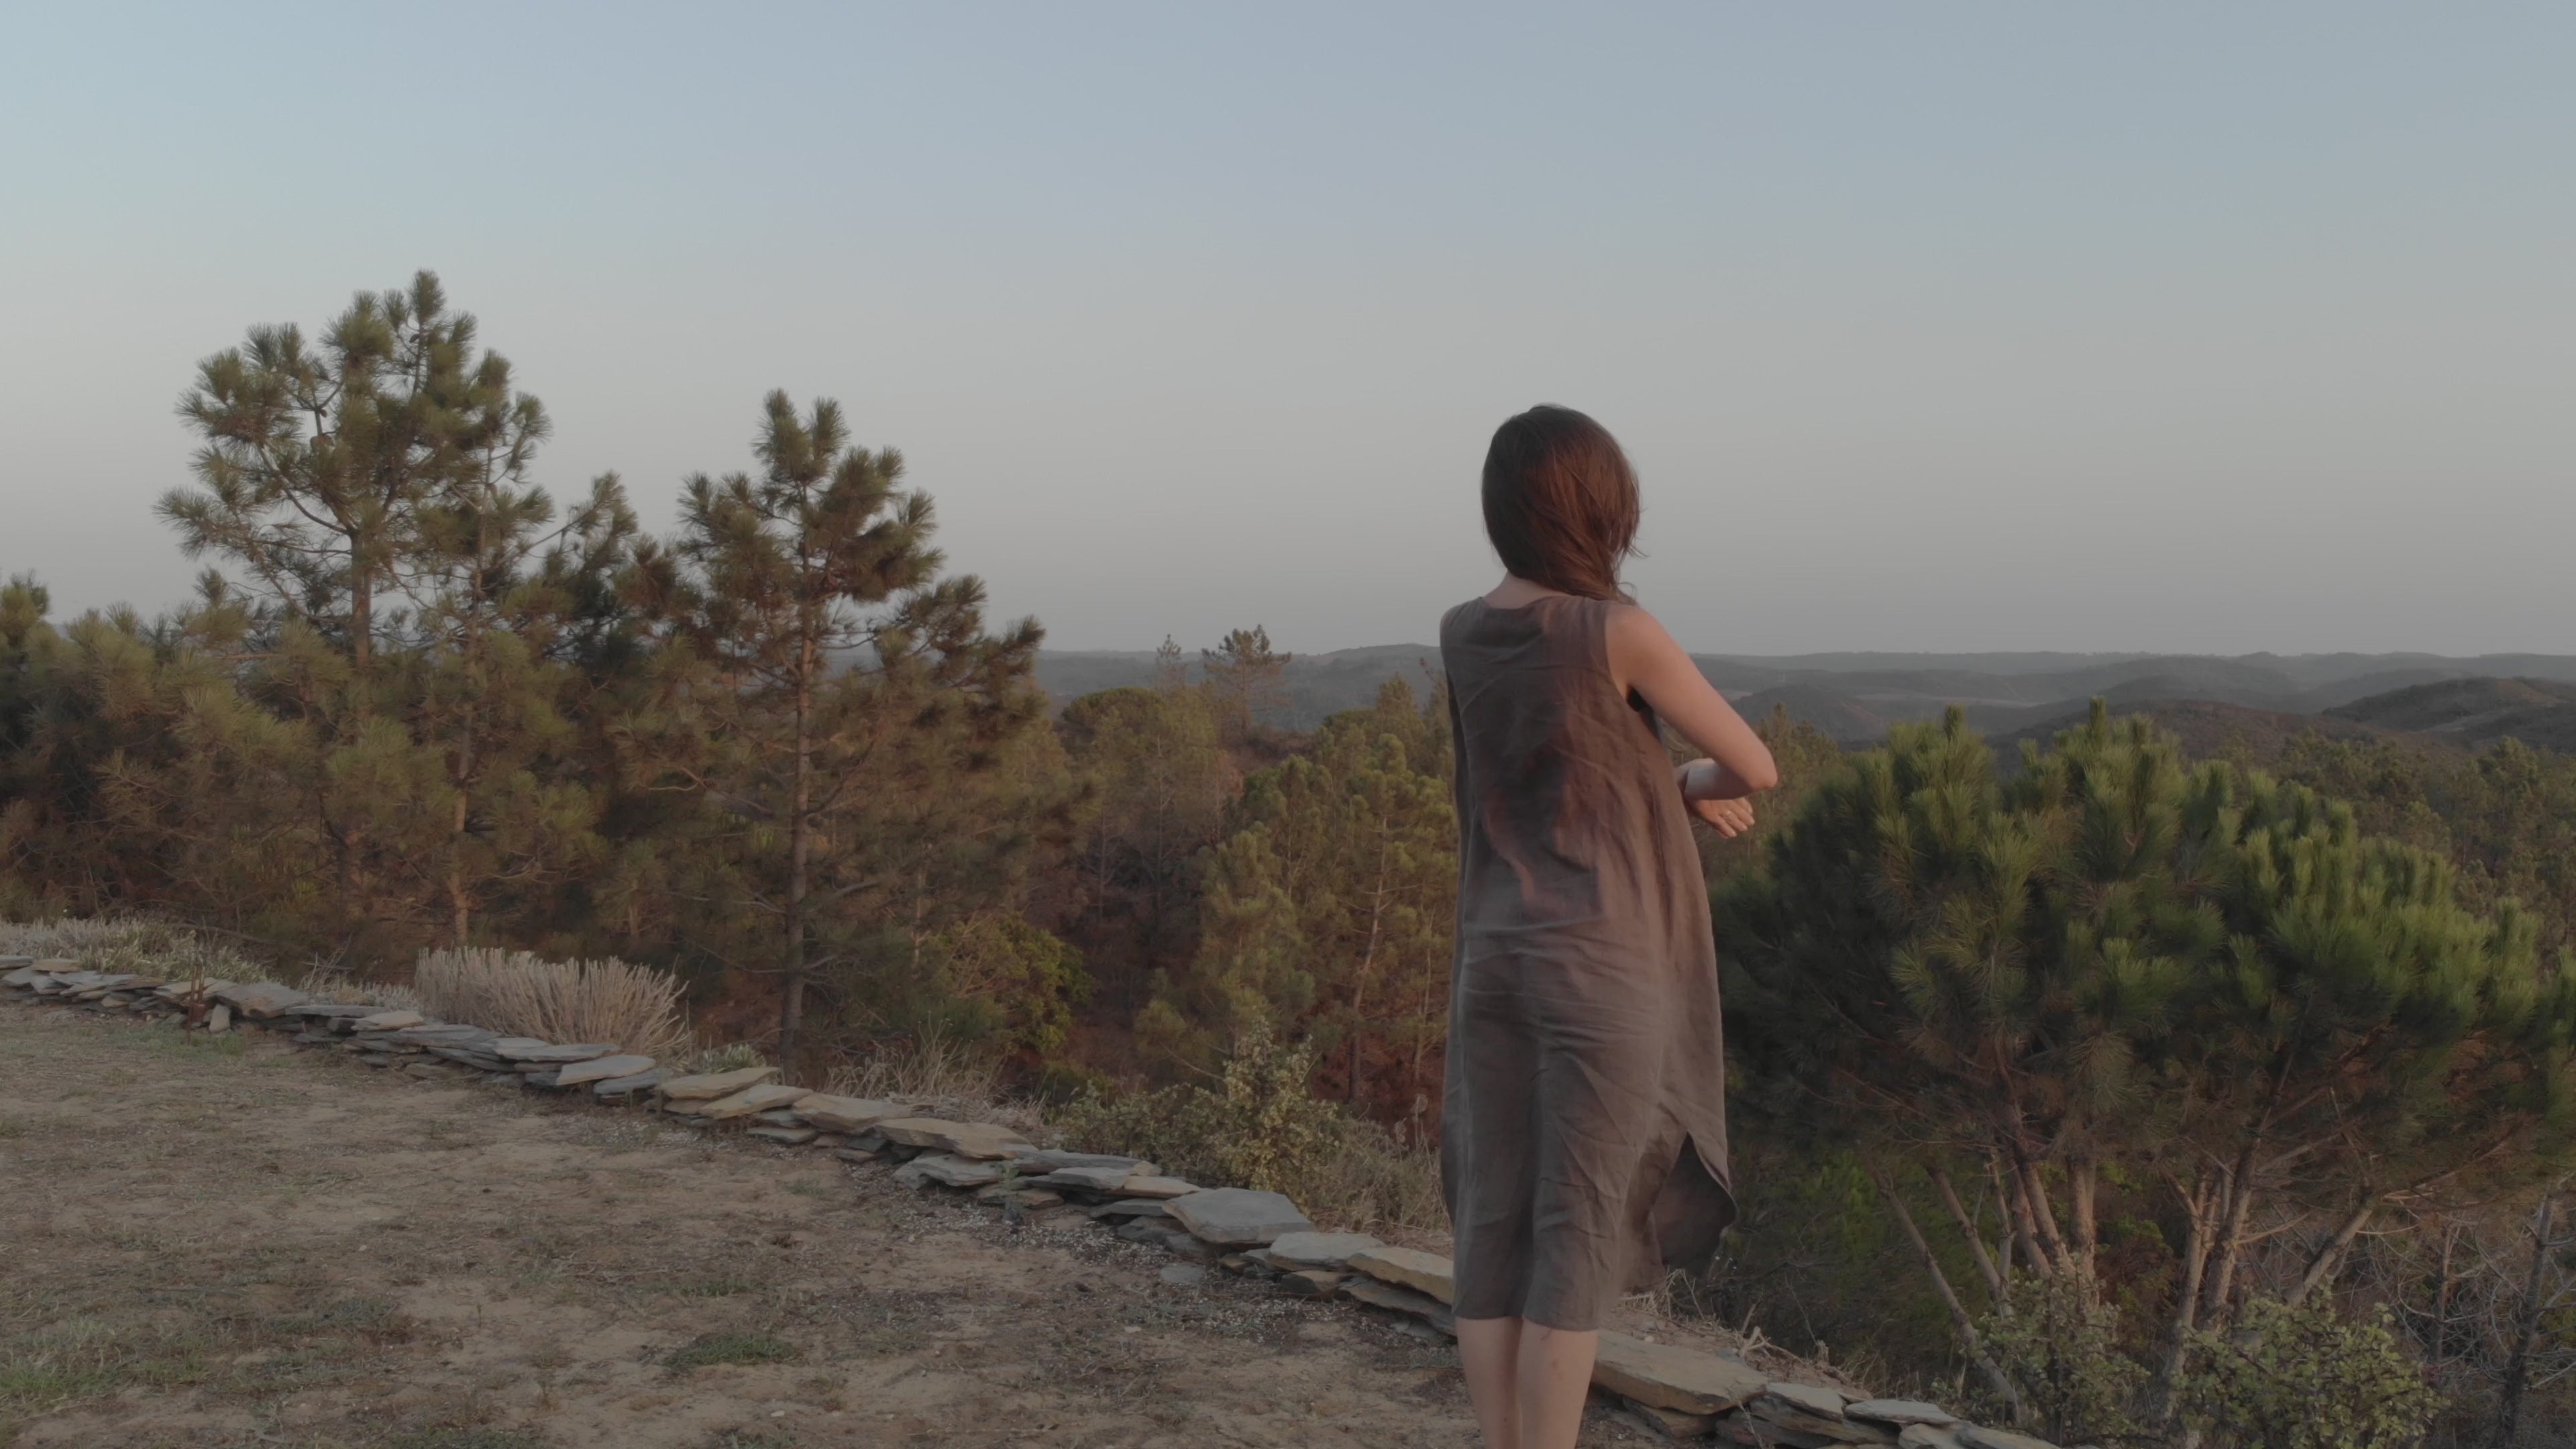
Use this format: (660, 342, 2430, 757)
(1440, 405, 1778, 1449)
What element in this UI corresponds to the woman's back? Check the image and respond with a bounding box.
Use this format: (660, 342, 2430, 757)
(1440, 594, 1707, 956)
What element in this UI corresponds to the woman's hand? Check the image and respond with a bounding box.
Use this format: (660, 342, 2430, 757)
(1677, 759, 1758, 837)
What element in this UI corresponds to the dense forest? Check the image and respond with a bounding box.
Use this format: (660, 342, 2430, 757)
(7, 274, 2576, 1446)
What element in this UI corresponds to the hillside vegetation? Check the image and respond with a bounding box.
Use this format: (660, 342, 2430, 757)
(8, 272, 2576, 1447)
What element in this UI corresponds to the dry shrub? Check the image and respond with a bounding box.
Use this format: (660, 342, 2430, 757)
(412, 948, 689, 1058)
(1058, 1024, 1444, 1234)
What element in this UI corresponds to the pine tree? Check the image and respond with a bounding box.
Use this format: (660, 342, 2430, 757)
(1720, 703, 2576, 1421)
(1171, 678, 1454, 1116)
(670, 391, 1047, 1067)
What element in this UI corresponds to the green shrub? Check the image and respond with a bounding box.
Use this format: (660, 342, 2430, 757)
(2180, 1298, 2440, 1449)
(1976, 1272, 2144, 1444)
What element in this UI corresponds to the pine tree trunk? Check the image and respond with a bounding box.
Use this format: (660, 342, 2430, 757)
(780, 651, 814, 1069)
(2153, 1177, 2217, 1429)
(1930, 1163, 2010, 1303)
(2487, 1189, 2559, 1449)
(1876, 1167, 2027, 1424)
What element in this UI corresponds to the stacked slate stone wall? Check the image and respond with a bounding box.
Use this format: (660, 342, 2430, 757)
(0, 954, 2073, 1449)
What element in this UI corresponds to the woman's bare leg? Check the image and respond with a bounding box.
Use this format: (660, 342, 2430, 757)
(1515, 1322, 1601, 1449)
(1456, 1316, 1524, 1448)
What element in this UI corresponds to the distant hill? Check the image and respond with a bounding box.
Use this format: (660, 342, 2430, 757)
(1991, 698, 2415, 767)
(1035, 647, 2576, 741)
(2328, 678, 2576, 751)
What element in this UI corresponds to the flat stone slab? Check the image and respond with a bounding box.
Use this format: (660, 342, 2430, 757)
(290, 1001, 379, 1018)
(700, 1082, 811, 1120)
(212, 981, 309, 1018)
(1342, 1275, 1456, 1334)
(893, 1152, 1008, 1189)
(592, 1067, 668, 1099)
(1591, 1333, 1768, 1416)
(1086, 1198, 1172, 1220)
(1110, 1174, 1199, 1199)
(875, 1117, 1032, 1161)
(492, 1040, 617, 1064)
(1958, 1428, 2059, 1449)
(554, 1054, 655, 1087)
(1280, 1269, 1346, 1299)
(2, 968, 46, 987)
(356, 1009, 428, 1030)
(1265, 1232, 1385, 1270)
(1849, 1401, 1958, 1428)
(656, 1065, 779, 1101)
(152, 979, 232, 1000)
(1007, 1149, 1148, 1174)
(1344, 1246, 1454, 1303)
(393, 1024, 494, 1044)
(788, 1093, 905, 1132)
(1164, 1188, 1313, 1247)
(1027, 1165, 1138, 1194)
(1900, 1427, 1966, 1449)
(1765, 1381, 1849, 1418)
(747, 1126, 818, 1145)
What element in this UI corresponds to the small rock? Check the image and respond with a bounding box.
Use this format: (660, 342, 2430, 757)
(1161, 1230, 1223, 1262)
(893, 1152, 1008, 1189)
(875, 1117, 1033, 1161)
(404, 1062, 457, 1081)
(205, 1004, 232, 1033)
(1590, 1333, 1768, 1416)
(1849, 1401, 1959, 1429)
(747, 1126, 818, 1146)
(1279, 1269, 1347, 1299)
(845, 1128, 890, 1153)
(1900, 1428, 1967, 1449)
(1163, 1188, 1314, 1247)
(833, 1146, 883, 1165)
(1159, 1263, 1206, 1287)
(1342, 1275, 1456, 1336)
(1343, 1246, 1454, 1304)
(790, 1093, 905, 1132)
(1110, 1174, 1199, 1199)
(1265, 1231, 1385, 1270)
(752, 1108, 806, 1127)
(700, 1082, 812, 1120)
(519, 1068, 563, 1088)
(653, 1065, 778, 1102)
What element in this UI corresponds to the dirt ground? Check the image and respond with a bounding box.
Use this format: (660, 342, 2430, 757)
(0, 1004, 1703, 1448)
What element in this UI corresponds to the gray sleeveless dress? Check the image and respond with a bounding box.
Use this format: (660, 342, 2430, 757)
(1438, 595, 1736, 1330)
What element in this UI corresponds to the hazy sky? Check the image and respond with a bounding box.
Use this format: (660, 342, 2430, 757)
(5, 4, 2571, 655)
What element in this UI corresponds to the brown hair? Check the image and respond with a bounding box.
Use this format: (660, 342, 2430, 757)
(1480, 405, 1640, 601)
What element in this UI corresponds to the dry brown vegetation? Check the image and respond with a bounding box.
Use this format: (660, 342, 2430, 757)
(412, 948, 691, 1059)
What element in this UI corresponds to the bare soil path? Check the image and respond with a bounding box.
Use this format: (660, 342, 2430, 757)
(0, 1006, 1676, 1448)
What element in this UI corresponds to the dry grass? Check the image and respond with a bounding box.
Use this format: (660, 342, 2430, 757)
(413, 948, 690, 1058)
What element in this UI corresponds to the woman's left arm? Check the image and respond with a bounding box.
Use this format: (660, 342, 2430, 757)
(1607, 606, 1779, 834)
